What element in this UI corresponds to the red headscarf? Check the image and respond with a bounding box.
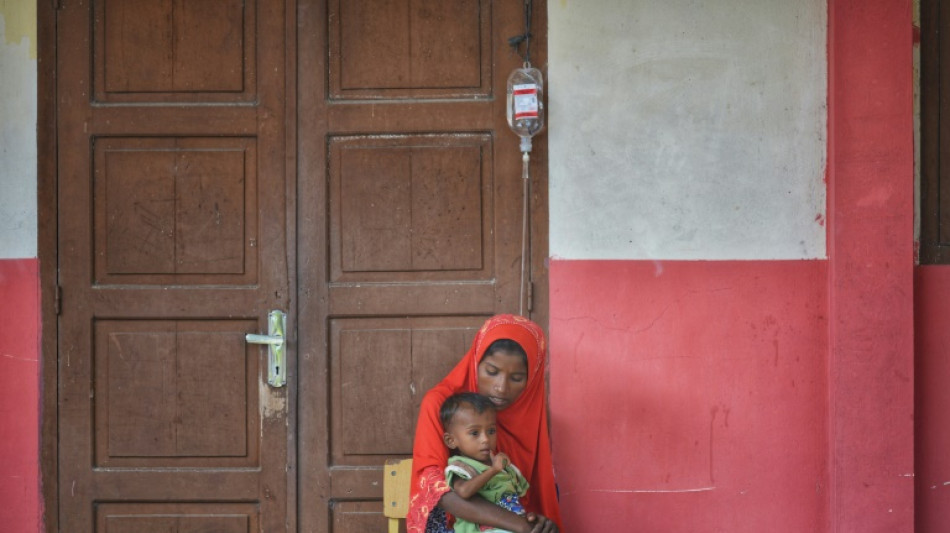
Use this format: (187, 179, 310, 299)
(407, 314, 562, 531)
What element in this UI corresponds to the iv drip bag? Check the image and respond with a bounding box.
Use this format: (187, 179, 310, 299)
(507, 65, 544, 153)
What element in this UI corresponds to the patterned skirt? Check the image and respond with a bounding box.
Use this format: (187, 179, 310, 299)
(425, 507, 452, 533)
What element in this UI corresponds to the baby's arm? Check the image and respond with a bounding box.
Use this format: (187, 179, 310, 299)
(449, 452, 510, 500)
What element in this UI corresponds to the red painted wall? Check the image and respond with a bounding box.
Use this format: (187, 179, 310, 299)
(828, 0, 915, 530)
(915, 267, 950, 532)
(550, 260, 829, 532)
(0, 259, 42, 531)
(548, 2, 916, 531)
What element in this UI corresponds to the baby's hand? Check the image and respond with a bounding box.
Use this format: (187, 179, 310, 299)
(490, 451, 510, 473)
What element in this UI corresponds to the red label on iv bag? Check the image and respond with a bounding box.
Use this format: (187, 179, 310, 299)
(512, 83, 539, 120)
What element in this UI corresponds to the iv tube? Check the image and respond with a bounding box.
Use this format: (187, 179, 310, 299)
(507, 64, 544, 314)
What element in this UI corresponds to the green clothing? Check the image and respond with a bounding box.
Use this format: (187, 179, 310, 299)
(444, 455, 530, 533)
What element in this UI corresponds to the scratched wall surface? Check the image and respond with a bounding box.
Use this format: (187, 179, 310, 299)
(828, 1, 915, 530)
(0, 259, 41, 531)
(549, 260, 828, 531)
(0, 2, 38, 259)
(548, 0, 827, 260)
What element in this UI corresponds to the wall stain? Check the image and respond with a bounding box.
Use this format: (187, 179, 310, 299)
(709, 406, 717, 483)
(0, 1, 37, 59)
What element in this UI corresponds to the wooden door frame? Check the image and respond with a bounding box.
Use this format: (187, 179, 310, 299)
(37, 1, 547, 530)
(38, 0, 59, 529)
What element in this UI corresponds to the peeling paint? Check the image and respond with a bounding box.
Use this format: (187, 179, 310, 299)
(0, 352, 37, 362)
(260, 380, 287, 418)
(0, 1, 36, 59)
(581, 487, 717, 494)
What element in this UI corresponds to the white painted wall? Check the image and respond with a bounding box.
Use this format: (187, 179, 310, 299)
(0, 1, 828, 262)
(548, 0, 827, 260)
(0, 3, 38, 259)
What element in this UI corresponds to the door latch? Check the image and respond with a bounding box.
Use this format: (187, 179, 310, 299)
(246, 310, 287, 387)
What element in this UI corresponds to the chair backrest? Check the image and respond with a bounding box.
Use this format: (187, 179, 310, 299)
(383, 458, 413, 533)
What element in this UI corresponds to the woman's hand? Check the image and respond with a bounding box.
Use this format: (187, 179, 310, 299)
(524, 512, 559, 533)
(440, 491, 556, 532)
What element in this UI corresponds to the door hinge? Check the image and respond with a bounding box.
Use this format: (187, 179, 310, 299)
(55, 285, 62, 315)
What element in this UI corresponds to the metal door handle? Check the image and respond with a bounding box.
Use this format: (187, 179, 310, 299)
(246, 310, 286, 387)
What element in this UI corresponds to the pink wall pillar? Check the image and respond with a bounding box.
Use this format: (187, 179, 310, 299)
(828, 0, 915, 530)
(915, 267, 950, 531)
(0, 259, 42, 531)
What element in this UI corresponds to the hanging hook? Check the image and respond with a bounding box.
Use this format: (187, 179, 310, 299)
(507, 0, 534, 64)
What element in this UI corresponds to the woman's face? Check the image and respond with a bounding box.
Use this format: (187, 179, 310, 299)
(477, 349, 528, 410)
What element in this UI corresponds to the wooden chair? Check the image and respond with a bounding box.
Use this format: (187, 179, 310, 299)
(384, 458, 413, 533)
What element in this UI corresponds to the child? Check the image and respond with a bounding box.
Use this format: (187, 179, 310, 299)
(440, 392, 530, 533)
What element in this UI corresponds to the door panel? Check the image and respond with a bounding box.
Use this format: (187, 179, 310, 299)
(96, 502, 260, 533)
(94, 137, 258, 283)
(96, 0, 256, 103)
(329, 0, 491, 99)
(329, 317, 482, 464)
(55, 0, 546, 530)
(330, 133, 493, 278)
(56, 0, 290, 531)
(93, 320, 258, 467)
(297, 0, 547, 530)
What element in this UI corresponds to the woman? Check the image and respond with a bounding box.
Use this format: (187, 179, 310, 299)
(408, 314, 562, 533)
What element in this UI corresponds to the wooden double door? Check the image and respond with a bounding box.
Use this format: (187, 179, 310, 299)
(52, 0, 547, 531)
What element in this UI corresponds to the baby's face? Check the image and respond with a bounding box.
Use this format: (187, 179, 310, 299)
(444, 405, 498, 464)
